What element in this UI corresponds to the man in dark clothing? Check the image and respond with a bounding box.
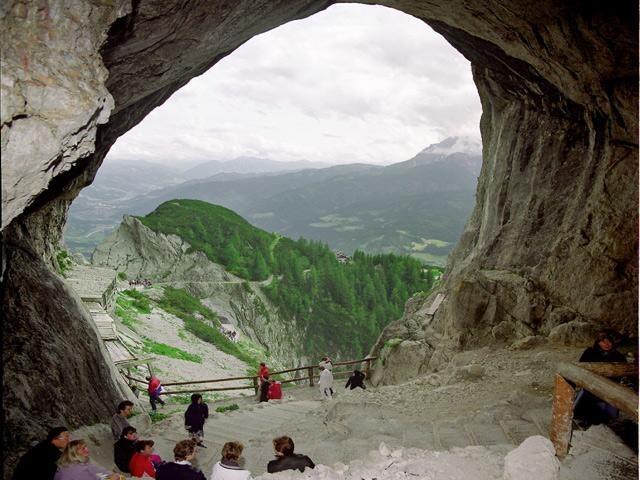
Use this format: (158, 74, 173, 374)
(156, 439, 206, 480)
(267, 436, 315, 474)
(12, 426, 70, 480)
(260, 375, 271, 403)
(345, 370, 367, 390)
(114, 426, 138, 473)
(575, 332, 628, 426)
(185, 394, 209, 448)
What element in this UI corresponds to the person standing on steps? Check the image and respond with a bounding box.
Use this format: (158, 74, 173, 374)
(319, 357, 334, 395)
(258, 363, 269, 387)
(266, 436, 315, 474)
(12, 426, 70, 480)
(318, 365, 334, 400)
(185, 394, 209, 448)
(210, 441, 251, 480)
(259, 375, 271, 402)
(147, 375, 166, 411)
(54, 439, 124, 480)
(129, 440, 157, 478)
(110, 400, 134, 441)
(114, 426, 138, 473)
(345, 369, 367, 390)
(155, 439, 206, 480)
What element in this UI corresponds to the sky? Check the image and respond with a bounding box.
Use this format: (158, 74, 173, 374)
(106, 4, 481, 168)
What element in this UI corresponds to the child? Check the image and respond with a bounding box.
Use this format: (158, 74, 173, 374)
(185, 394, 209, 448)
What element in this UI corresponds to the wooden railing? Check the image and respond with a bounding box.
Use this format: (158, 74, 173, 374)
(123, 356, 377, 396)
(549, 361, 638, 459)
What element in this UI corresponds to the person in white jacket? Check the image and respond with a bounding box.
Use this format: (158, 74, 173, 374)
(211, 441, 251, 480)
(318, 365, 334, 399)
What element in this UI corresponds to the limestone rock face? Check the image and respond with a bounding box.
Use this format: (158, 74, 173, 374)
(1, 1, 637, 474)
(93, 216, 302, 366)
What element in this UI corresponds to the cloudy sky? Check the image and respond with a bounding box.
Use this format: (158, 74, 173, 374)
(107, 4, 481, 168)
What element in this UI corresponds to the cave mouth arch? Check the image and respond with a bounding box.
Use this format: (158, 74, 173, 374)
(68, 2, 482, 265)
(2, 1, 637, 475)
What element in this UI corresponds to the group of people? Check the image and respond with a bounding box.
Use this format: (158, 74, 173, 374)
(128, 279, 152, 287)
(219, 327, 239, 343)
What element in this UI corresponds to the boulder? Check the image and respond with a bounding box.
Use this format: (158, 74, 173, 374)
(548, 321, 601, 346)
(503, 436, 560, 480)
(510, 336, 547, 350)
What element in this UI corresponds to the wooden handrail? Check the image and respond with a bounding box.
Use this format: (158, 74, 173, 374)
(550, 361, 639, 459)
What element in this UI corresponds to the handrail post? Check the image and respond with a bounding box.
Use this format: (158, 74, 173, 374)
(308, 367, 314, 387)
(365, 358, 372, 379)
(253, 376, 258, 395)
(549, 374, 576, 459)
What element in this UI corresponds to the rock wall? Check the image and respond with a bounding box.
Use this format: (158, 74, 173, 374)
(93, 216, 303, 366)
(1, 0, 637, 473)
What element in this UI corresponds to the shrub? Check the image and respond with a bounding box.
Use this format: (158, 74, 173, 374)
(215, 404, 239, 413)
(117, 271, 127, 280)
(143, 339, 202, 363)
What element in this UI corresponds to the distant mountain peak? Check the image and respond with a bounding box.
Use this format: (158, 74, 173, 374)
(420, 136, 482, 156)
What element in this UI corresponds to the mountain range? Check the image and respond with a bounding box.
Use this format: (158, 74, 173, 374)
(65, 137, 482, 265)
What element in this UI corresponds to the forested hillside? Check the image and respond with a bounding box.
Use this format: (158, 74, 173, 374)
(139, 200, 441, 359)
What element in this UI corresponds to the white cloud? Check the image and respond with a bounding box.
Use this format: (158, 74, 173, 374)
(107, 4, 481, 167)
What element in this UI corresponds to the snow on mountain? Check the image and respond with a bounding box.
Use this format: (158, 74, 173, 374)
(420, 136, 482, 156)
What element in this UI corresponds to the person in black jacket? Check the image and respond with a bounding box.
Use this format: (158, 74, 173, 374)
(267, 436, 315, 474)
(113, 426, 138, 473)
(12, 426, 70, 480)
(575, 332, 628, 426)
(259, 375, 271, 403)
(345, 370, 367, 390)
(156, 439, 206, 480)
(185, 394, 209, 448)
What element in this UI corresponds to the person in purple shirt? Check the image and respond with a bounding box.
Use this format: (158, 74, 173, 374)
(54, 439, 123, 480)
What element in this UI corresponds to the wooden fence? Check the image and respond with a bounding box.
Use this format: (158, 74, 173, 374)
(549, 361, 638, 459)
(123, 356, 377, 396)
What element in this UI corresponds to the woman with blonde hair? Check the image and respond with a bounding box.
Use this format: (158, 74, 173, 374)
(54, 439, 123, 480)
(210, 441, 251, 480)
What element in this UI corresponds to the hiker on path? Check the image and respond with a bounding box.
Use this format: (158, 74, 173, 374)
(258, 363, 269, 386)
(345, 370, 367, 390)
(318, 357, 333, 371)
(147, 375, 166, 411)
(259, 375, 271, 402)
(267, 436, 315, 474)
(156, 439, 206, 480)
(54, 439, 123, 480)
(575, 332, 628, 426)
(110, 400, 134, 441)
(318, 365, 334, 399)
(114, 426, 138, 473)
(210, 441, 251, 480)
(129, 440, 157, 478)
(185, 394, 209, 448)
(12, 426, 70, 480)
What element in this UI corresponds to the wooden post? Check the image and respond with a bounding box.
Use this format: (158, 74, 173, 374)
(549, 374, 576, 459)
(147, 363, 153, 377)
(365, 358, 372, 379)
(253, 376, 259, 395)
(308, 367, 314, 387)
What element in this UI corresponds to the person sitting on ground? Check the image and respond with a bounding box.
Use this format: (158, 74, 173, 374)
(110, 400, 134, 441)
(259, 375, 271, 403)
(114, 426, 138, 473)
(267, 436, 315, 474)
(345, 369, 367, 390)
(185, 393, 209, 448)
(575, 331, 628, 427)
(129, 440, 157, 478)
(156, 439, 206, 480)
(147, 375, 166, 411)
(318, 366, 334, 400)
(210, 441, 251, 480)
(12, 426, 70, 480)
(54, 439, 123, 480)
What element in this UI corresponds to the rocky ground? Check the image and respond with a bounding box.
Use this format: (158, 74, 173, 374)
(75, 343, 637, 479)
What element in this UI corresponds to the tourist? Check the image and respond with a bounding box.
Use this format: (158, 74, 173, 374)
(345, 369, 367, 390)
(113, 426, 138, 473)
(147, 375, 166, 411)
(575, 332, 628, 426)
(129, 440, 157, 478)
(210, 441, 251, 480)
(267, 436, 315, 474)
(185, 393, 209, 447)
(259, 375, 271, 402)
(318, 356, 333, 371)
(258, 362, 269, 386)
(318, 365, 334, 399)
(12, 426, 70, 480)
(54, 439, 123, 480)
(110, 400, 134, 441)
(156, 440, 206, 480)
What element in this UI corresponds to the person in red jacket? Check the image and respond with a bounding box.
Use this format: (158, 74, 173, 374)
(146, 375, 166, 411)
(129, 440, 157, 478)
(258, 363, 269, 386)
